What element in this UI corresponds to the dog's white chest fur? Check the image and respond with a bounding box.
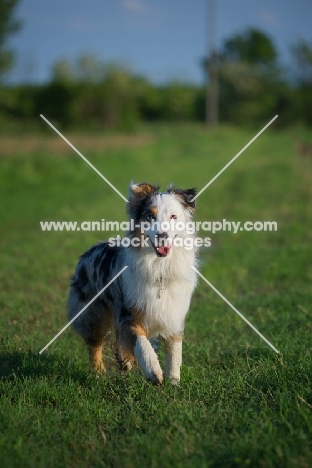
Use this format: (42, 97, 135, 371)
(121, 246, 197, 338)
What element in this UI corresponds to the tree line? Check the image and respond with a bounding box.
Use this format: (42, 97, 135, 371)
(0, 1, 311, 130)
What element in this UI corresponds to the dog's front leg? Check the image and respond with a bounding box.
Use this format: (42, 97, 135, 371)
(118, 321, 163, 385)
(134, 335, 163, 385)
(164, 335, 183, 385)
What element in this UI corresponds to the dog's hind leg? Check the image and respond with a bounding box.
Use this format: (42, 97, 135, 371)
(68, 286, 113, 373)
(163, 335, 183, 385)
(115, 328, 135, 371)
(84, 309, 113, 373)
(88, 344, 105, 373)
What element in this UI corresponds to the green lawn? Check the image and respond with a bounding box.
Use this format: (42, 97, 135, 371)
(0, 123, 311, 467)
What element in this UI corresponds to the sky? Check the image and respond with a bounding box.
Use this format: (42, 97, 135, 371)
(7, 0, 312, 84)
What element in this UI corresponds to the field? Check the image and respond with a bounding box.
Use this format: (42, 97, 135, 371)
(0, 122, 311, 467)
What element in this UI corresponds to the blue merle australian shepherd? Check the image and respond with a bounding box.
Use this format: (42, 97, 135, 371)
(68, 182, 198, 385)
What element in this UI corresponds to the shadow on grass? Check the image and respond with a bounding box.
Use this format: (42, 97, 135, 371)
(0, 347, 90, 385)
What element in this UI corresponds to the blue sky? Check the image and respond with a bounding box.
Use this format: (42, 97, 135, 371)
(8, 0, 312, 84)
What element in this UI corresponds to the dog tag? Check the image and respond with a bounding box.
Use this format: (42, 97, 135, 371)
(158, 278, 164, 299)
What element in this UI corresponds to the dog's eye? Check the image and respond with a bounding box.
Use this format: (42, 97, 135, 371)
(146, 214, 154, 221)
(170, 215, 177, 220)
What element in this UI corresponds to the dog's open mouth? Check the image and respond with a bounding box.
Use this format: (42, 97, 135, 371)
(156, 245, 171, 257)
(149, 238, 172, 257)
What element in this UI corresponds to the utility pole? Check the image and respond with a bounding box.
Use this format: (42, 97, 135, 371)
(206, 0, 218, 127)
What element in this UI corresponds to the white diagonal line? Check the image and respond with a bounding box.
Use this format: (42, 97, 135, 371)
(39, 266, 128, 354)
(191, 115, 278, 202)
(191, 266, 280, 354)
(40, 114, 128, 203)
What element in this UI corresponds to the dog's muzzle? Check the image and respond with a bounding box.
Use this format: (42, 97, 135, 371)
(150, 232, 172, 257)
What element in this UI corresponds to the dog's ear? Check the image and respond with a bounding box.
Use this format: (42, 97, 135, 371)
(127, 182, 159, 220)
(167, 186, 197, 211)
(128, 182, 156, 200)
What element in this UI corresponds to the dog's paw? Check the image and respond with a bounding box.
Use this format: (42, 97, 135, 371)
(170, 377, 180, 386)
(123, 360, 133, 371)
(117, 357, 133, 372)
(92, 361, 106, 375)
(148, 368, 163, 385)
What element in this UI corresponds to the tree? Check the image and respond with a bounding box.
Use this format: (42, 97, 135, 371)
(51, 58, 75, 83)
(48, 54, 142, 129)
(292, 39, 312, 85)
(51, 53, 114, 84)
(209, 28, 289, 126)
(292, 40, 312, 125)
(0, 0, 21, 78)
(222, 28, 277, 68)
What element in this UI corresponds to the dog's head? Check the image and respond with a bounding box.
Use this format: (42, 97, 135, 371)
(127, 182, 196, 257)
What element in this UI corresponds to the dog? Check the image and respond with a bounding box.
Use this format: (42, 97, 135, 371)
(68, 182, 198, 385)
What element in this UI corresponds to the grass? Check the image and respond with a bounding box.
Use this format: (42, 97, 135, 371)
(0, 122, 312, 467)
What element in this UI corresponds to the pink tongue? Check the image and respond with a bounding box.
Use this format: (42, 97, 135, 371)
(157, 246, 171, 256)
